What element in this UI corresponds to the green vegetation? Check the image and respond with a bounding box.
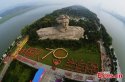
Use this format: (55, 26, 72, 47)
(21, 40, 101, 71)
(0, 63, 4, 73)
(100, 25, 118, 82)
(20, 5, 111, 48)
(20, 5, 102, 73)
(100, 24, 112, 46)
(21, 5, 101, 43)
(100, 24, 117, 75)
(2, 60, 37, 82)
(52, 5, 99, 22)
(20, 5, 114, 75)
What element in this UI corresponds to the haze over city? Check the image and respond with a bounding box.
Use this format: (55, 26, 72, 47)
(0, 0, 125, 17)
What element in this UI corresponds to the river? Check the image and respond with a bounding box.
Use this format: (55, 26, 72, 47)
(97, 11, 125, 82)
(0, 4, 68, 56)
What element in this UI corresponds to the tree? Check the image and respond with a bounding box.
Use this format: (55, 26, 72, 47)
(21, 25, 30, 36)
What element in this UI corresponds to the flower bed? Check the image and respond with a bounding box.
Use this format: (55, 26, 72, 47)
(53, 48, 68, 59)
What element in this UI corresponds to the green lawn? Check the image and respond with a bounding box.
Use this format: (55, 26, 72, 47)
(21, 42, 101, 72)
(2, 60, 37, 82)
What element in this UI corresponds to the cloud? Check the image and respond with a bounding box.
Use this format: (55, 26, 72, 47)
(0, 0, 125, 16)
(0, 0, 45, 13)
(100, 0, 125, 16)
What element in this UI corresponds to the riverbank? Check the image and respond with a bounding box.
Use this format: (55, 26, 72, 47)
(110, 46, 122, 82)
(97, 11, 125, 81)
(0, 36, 29, 81)
(0, 4, 69, 57)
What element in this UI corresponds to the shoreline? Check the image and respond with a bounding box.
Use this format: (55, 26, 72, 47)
(110, 46, 122, 82)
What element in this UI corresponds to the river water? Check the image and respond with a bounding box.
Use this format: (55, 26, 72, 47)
(97, 11, 125, 81)
(0, 4, 124, 82)
(0, 4, 68, 56)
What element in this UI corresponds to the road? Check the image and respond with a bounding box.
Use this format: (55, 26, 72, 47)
(0, 57, 13, 81)
(99, 40, 123, 82)
(12, 36, 29, 57)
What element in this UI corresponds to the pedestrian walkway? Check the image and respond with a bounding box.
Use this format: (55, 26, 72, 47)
(98, 40, 122, 82)
(12, 36, 29, 57)
(0, 57, 13, 81)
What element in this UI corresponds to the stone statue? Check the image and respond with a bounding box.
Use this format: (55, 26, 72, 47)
(56, 15, 70, 32)
(37, 15, 85, 40)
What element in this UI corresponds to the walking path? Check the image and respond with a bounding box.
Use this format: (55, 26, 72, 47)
(98, 40, 122, 82)
(98, 41, 110, 82)
(12, 36, 29, 57)
(0, 57, 13, 81)
(0, 36, 101, 82)
(0, 36, 29, 81)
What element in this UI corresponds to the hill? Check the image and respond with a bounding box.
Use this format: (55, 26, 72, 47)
(0, 5, 38, 24)
(19, 5, 117, 78)
(21, 5, 104, 46)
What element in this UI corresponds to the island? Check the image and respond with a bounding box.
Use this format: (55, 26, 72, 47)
(0, 5, 119, 82)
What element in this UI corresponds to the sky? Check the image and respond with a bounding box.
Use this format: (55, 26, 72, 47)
(0, 0, 125, 17)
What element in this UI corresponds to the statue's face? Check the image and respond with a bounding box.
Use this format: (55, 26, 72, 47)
(56, 15, 69, 29)
(62, 21, 66, 27)
(62, 19, 69, 29)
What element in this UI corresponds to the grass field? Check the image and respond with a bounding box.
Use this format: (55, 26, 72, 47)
(2, 60, 37, 82)
(20, 42, 101, 72)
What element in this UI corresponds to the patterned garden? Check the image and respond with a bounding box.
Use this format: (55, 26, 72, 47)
(19, 43, 101, 75)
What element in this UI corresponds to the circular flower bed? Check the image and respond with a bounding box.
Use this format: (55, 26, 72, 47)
(53, 48, 68, 59)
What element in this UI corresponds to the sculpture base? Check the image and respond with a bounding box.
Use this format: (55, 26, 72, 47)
(37, 26, 84, 40)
